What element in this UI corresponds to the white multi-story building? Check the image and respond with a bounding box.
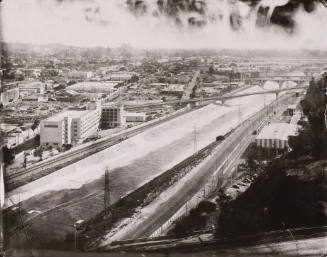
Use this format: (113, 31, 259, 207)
(40, 104, 101, 147)
(40, 113, 72, 147)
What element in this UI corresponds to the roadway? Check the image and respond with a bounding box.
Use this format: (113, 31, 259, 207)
(5, 85, 276, 208)
(5, 84, 300, 191)
(98, 91, 295, 246)
(181, 70, 200, 100)
(3, 84, 292, 248)
(124, 85, 307, 109)
(5, 106, 193, 191)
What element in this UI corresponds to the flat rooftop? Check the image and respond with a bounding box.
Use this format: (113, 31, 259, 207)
(124, 112, 146, 117)
(45, 110, 93, 122)
(18, 81, 44, 88)
(256, 123, 298, 141)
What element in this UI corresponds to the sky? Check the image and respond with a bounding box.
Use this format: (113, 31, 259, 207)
(1, 0, 327, 49)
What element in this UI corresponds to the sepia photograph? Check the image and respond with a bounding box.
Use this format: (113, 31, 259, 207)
(0, 0, 327, 256)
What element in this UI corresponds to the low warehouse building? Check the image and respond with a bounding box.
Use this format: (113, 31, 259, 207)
(256, 123, 298, 151)
(124, 112, 147, 122)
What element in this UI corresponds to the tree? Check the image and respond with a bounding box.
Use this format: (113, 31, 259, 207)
(209, 65, 214, 74)
(288, 76, 327, 160)
(31, 119, 40, 132)
(130, 75, 139, 83)
(246, 146, 258, 170)
(23, 151, 28, 168)
(300, 99, 312, 115)
(99, 122, 108, 130)
(3, 146, 14, 165)
(288, 129, 312, 161)
(217, 188, 232, 207)
(34, 146, 43, 161)
(197, 200, 216, 214)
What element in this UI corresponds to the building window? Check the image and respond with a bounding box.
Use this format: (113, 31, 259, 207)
(44, 124, 58, 128)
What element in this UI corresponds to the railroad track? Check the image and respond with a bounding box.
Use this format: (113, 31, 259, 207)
(5, 106, 194, 190)
(108, 226, 327, 252)
(5, 89, 300, 190)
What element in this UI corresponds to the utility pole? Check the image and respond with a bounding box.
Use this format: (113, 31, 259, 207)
(104, 167, 110, 215)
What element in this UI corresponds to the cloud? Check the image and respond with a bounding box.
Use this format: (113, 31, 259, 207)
(1, 0, 327, 49)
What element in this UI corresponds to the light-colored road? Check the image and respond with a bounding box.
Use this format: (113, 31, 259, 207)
(5, 85, 277, 210)
(181, 70, 200, 100)
(102, 91, 290, 244)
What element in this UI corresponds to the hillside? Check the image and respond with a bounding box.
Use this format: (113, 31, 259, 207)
(216, 75, 327, 238)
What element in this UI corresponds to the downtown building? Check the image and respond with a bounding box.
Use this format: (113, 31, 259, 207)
(40, 103, 101, 147)
(100, 104, 125, 128)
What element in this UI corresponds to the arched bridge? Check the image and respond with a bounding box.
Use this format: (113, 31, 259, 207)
(124, 85, 308, 110)
(240, 75, 310, 89)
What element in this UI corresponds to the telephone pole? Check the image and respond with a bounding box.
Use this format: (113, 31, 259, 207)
(104, 167, 110, 215)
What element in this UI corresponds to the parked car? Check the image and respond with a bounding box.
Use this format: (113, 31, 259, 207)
(216, 135, 225, 141)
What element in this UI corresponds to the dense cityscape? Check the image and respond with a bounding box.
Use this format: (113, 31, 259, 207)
(1, 44, 324, 175)
(1, 43, 327, 255)
(1, 0, 327, 256)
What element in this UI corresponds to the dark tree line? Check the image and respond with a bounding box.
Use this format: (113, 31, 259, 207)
(173, 200, 216, 236)
(3, 145, 14, 165)
(216, 158, 327, 238)
(215, 75, 327, 239)
(288, 77, 327, 160)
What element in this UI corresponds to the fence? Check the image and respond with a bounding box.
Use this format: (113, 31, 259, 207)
(150, 93, 296, 238)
